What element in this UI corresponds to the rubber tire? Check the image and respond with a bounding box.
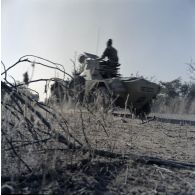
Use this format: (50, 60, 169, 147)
(69, 76, 85, 103)
(92, 86, 111, 112)
(134, 102, 152, 118)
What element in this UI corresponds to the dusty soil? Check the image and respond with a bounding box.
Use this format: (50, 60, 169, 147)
(2, 109, 195, 194)
(66, 110, 195, 163)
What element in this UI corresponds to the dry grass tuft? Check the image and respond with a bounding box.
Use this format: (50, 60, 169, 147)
(1, 56, 195, 194)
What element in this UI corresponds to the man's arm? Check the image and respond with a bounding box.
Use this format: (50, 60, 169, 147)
(98, 48, 108, 61)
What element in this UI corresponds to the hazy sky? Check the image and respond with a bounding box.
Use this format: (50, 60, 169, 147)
(1, 0, 195, 99)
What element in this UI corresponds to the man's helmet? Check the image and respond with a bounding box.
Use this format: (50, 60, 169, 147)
(107, 39, 112, 46)
(78, 55, 86, 64)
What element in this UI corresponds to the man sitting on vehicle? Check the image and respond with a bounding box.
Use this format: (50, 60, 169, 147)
(98, 39, 120, 78)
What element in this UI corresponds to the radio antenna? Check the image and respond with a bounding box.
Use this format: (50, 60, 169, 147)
(96, 27, 100, 55)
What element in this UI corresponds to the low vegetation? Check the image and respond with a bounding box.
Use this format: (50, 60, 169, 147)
(1, 57, 195, 194)
(152, 78, 195, 114)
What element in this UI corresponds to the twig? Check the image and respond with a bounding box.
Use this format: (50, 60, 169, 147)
(124, 165, 129, 184)
(1, 56, 73, 79)
(79, 109, 91, 149)
(5, 138, 52, 151)
(1, 61, 7, 81)
(97, 119, 109, 137)
(2, 129, 32, 173)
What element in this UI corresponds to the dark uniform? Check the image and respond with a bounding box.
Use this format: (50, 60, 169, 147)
(101, 46, 119, 64)
(99, 39, 120, 78)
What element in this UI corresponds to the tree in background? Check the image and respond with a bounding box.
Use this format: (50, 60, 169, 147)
(153, 76, 195, 114)
(187, 59, 195, 81)
(160, 78, 181, 100)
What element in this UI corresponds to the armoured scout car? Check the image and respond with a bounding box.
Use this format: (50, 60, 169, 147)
(51, 52, 160, 116)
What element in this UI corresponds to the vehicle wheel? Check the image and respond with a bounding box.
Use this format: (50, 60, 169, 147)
(142, 102, 152, 115)
(50, 80, 69, 103)
(134, 102, 152, 119)
(92, 86, 111, 112)
(69, 76, 85, 103)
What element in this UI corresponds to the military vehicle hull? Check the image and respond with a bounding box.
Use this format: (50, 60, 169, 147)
(84, 77, 160, 115)
(50, 52, 160, 116)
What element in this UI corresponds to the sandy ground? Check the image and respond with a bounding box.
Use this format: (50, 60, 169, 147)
(52, 110, 195, 194)
(151, 113, 195, 121)
(65, 110, 195, 163)
(2, 109, 195, 194)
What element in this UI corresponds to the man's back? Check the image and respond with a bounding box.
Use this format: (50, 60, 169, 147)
(102, 46, 118, 63)
(99, 39, 120, 78)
